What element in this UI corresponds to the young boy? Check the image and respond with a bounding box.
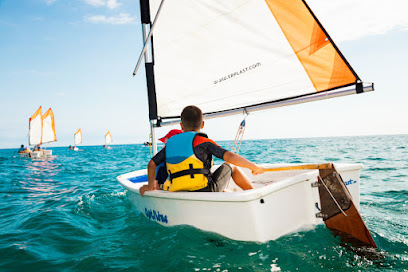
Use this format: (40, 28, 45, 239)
(140, 105, 265, 196)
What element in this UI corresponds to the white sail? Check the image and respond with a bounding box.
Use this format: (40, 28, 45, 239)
(147, 0, 361, 120)
(105, 131, 113, 145)
(74, 129, 82, 146)
(29, 107, 42, 146)
(42, 108, 57, 144)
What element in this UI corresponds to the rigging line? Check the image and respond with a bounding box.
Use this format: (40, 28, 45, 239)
(231, 126, 241, 153)
(318, 176, 348, 217)
(133, 0, 166, 76)
(231, 109, 248, 154)
(236, 109, 249, 154)
(235, 124, 245, 154)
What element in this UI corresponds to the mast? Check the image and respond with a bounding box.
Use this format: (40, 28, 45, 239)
(140, 0, 159, 155)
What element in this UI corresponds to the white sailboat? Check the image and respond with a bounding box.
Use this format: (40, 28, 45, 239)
(104, 131, 113, 149)
(27, 106, 57, 158)
(73, 129, 82, 151)
(117, 0, 376, 246)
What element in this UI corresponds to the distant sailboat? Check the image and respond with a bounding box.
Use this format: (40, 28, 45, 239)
(73, 129, 82, 151)
(27, 106, 56, 158)
(104, 131, 113, 149)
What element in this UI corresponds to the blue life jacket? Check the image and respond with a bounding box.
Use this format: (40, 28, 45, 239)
(163, 132, 210, 191)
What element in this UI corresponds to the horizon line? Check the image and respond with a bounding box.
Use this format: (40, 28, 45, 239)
(1, 133, 407, 150)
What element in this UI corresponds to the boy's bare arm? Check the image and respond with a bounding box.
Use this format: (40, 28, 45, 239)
(223, 151, 264, 175)
(140, 159, 159, 197)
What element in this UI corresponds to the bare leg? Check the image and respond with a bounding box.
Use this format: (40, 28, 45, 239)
(228, 164, 254, 190)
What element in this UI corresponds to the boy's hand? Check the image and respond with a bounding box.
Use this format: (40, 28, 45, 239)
(139, 185, 149, 197)
(252, 165, 265, 175)
(140, 183, 159, 197)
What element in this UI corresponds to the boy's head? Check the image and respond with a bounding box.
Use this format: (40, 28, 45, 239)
(180, 105, 204, 131)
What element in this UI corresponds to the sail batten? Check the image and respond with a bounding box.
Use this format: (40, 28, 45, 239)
(141, 0, 369, 121)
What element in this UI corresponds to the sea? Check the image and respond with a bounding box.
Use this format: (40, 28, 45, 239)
(0, 135, 407, 271)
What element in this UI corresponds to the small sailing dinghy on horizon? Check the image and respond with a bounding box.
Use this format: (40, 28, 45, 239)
(118, 0, 376, 245)
(21, 106, 57, 158)
(103, 131, 113, 149)
(73, 129, 82, 151)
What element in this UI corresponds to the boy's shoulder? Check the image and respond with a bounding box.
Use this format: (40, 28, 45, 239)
(193, 132, 218, 147)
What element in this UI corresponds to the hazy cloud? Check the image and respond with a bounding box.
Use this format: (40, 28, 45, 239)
(85, 13, 134, 24)
(45, 0, 58, 4)
(25, 69, 52, 76)
(85, 0, 121, 9)
(84, 0, 105, 7)
(33, 17, 45, 22)
(0, 19, 17, 26)
(308, 0, 408, 42)
(107, 0, 121, 9)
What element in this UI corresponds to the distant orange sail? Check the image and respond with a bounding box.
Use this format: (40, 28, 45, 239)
(74, 129, 82, 146)
(29, 106, 43, 145)
(42, 108, 57, 144)
(105, 131, 113, 145)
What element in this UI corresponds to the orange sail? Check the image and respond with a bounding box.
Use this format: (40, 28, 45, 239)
(29, 106, 43, 145)
(264, 0, 358, 92)
(42, 108, 57, 144)
(105, 131, 113, 145)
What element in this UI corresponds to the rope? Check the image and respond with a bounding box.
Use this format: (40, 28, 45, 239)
(231, 109, 248, 154)
(318, 176, 348, 217)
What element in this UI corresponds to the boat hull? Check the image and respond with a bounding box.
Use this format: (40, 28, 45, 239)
(18, 152, 31, 158)
(25, 150, 53, 158)
(117, 163, 362, 242)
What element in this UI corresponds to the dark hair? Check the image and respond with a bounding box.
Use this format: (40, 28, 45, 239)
(181, 105, 203, 131)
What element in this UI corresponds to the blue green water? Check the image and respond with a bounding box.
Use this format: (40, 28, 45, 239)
(1, 135, 407, 271)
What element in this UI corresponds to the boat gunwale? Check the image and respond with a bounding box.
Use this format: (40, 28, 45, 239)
(117, 163, 362, 203)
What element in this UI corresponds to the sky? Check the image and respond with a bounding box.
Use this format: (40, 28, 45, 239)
(0, 0, 407, 149)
